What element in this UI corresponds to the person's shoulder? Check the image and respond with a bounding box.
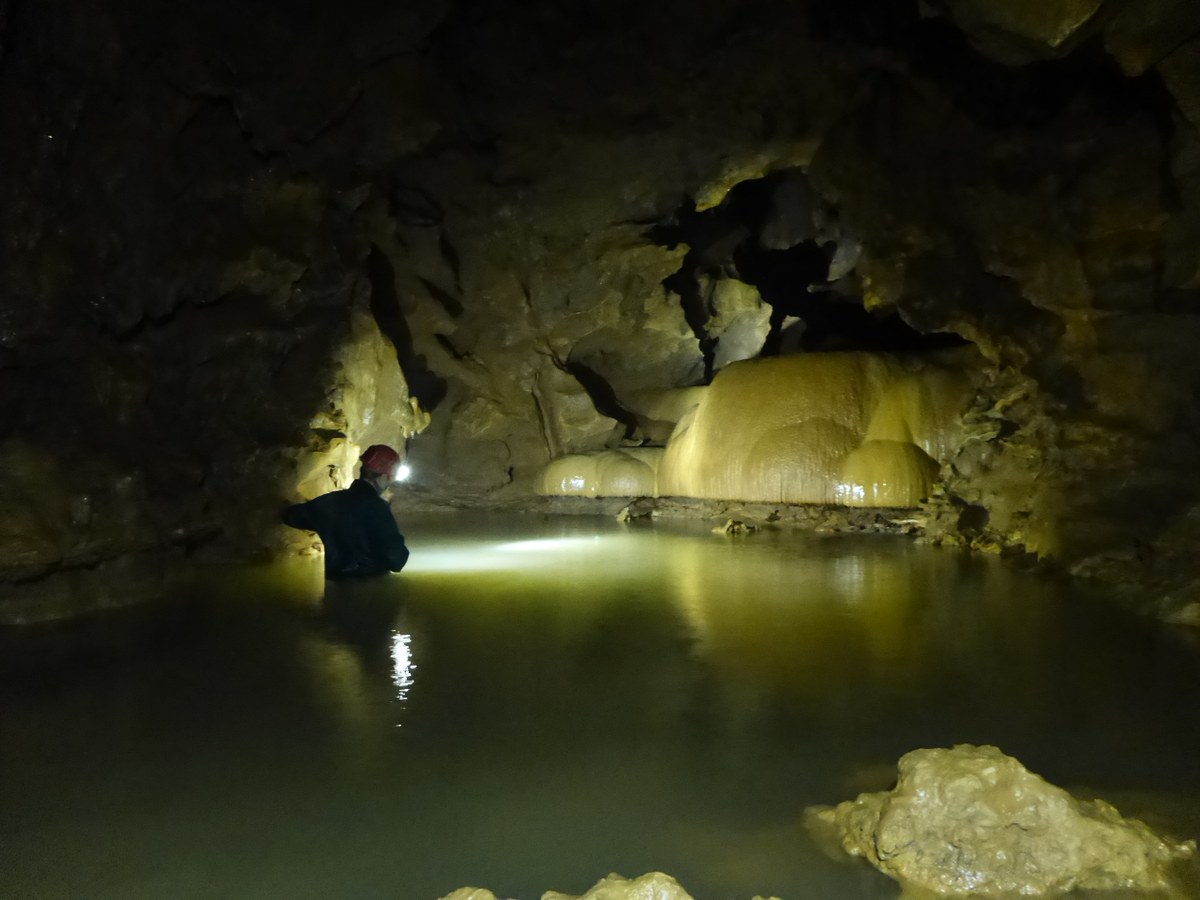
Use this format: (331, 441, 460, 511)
(310, 484, 356, 506)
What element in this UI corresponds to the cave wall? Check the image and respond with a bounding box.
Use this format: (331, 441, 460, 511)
(809, 1, 1200, 619)
(1, 0, 1199, 622)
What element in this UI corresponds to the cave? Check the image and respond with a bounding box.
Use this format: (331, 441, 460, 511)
(2, 0, 1200, 897)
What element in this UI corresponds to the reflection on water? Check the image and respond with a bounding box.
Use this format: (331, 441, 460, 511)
(391, 632, 415, 704)
(1, 512, 1198, 900)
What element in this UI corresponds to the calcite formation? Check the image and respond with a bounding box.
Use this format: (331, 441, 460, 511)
(538, 449, 663, 499)
(684, 352, 970, 504)
(538, 351, 972, 506)
(811, 744, 1196, 895)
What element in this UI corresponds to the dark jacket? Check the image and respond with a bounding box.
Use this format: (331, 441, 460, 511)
(282, 479, 410, 578)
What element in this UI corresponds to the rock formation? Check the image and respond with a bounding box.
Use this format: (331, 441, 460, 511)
(538, 351, 973, 505)
(810, 744, 1196, 895)
(438, 871, 779, 900)
(1, 0, 1199, 622)
(658, 351, 972, 505)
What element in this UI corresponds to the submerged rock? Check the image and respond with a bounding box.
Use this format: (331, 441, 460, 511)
(713, 518, 759, 535)
(809, 744, 1195, 896)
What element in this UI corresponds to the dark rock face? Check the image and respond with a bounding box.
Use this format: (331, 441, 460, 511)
(1, 0, 1198, 622)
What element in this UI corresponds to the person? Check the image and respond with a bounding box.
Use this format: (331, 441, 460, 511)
(282, 444, 410, 578)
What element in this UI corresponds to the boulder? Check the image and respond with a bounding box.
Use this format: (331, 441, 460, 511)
(437, 872, 781, 900)
(809, 744, 1195, 895)
(439, 890, 506, 900)
(542, 872, 694, 900)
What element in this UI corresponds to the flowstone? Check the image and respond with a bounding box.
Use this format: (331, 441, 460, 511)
(536, 352, 974, 506)
(537, 449, 663, 498)
(656, 352, 972, 506)
(809, 744, 1195, 896)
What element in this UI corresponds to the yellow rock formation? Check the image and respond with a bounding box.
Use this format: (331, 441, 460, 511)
(539, 352, 972, 508)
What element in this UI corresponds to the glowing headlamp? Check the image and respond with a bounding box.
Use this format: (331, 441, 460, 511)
(394, 462, 412, 482)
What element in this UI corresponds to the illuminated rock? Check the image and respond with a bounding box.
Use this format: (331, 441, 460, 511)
(623, 387, 708, 444)
(538, 353, 969, 505)
(294, 301, 426, 500)
(439, 872, 780, 900)
(658, 354, 897, 502)
(698, 275, 772, 370)
(863, 372, 973, 462)
(810, 744, 1196, 895)
(538, 449, 661, 498)
(542, 872, 694, 900)
(834, 440, 939, 508)
(713, 518, 758, 535)
(745, 419, 859, 505)
(539, 454, 597, 496)
(657, 353, 969, 506)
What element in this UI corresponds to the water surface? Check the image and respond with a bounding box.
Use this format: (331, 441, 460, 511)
(2, 513, 1199, 899)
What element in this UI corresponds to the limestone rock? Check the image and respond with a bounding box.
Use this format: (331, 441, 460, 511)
(622, 388, 708, 445)
(440, 872, 779, 900)
(713, 518, 758, 535)
(438, 890, 508, 900)
(810, 744, 1195, 895)
(656, 353, 971, 506)
(929, 0, 1106, 62)
(541, 872, 694, 900)
(294, 299, 423, 500)
(1159, 35, 1200, 130)
(538, 449, 662, 498)
(758, 171, 826, 250)
(1104, 0, 1200, 76)
(698, 276, 772, 370)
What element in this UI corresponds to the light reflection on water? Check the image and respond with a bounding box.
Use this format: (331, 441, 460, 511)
(1, 512, 1199, 900)
(406, 535, 613, 574)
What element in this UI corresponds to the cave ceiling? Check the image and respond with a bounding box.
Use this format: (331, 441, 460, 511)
(2, 0, 1200, 622)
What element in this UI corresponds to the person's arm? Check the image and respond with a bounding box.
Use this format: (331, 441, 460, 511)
(371, 503, 410, 572)
(385, 529, 410, 573)
(282, 499, 316, 531)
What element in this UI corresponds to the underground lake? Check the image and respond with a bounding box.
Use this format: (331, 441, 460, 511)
(2, 513, 1199, 900)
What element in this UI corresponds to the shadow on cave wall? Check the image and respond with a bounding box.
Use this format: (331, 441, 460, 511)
(365, 244, 447, 412)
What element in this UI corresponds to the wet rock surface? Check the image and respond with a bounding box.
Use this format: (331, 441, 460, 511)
(809, 744, 1196, 896)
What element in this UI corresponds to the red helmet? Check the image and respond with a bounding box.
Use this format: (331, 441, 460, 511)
(360, 444, 401, 477)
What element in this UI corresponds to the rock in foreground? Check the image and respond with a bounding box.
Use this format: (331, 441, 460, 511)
(810, 744, 1195, 895)
(439, 871, 780, 900)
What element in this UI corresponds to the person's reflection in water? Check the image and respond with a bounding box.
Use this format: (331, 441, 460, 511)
(297, 586, 421, 756)
(319, 578, 403, 656)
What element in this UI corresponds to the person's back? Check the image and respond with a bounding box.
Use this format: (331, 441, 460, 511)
(282, 445, 410, 578)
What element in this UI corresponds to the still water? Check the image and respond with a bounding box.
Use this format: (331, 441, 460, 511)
(2, 513, 1199, 900)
